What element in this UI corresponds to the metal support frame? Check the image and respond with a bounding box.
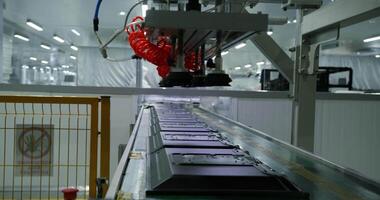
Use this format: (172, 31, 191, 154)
(135, 58, 143, 104)
(291, 0, 380, 152)
(301, 0, 380, 36)
(175, 30, 186, 72)
(135, 59, 143, 89)
(0, 0, 3, 83)
(291, 8, 319, 152)
(145, 10, 268, 32)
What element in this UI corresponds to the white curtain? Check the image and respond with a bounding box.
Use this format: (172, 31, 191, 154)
(78, 47, 136, 87)
(320, 55, 380, 90)
(78, 47, 161, 88)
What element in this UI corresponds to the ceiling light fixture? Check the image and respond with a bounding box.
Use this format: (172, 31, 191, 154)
(40, 44, 51, 50)
(267, 29, 273, 36)
(26, 19, 43, 31)
(363, 35, 380, 43)
(29, 57, 37, 61)
(53, 34, 65, 43)
(293, 19, 297, 23)
(14, 34, 30, 42)
(234, 43, 246, 49)
(142, 4, 149, 18)
(256, 61, 265, 65)
(375, 55, 380, 58)
(70, 55, 77, 60)
(41, 60, 48, 64)
(71, 29, 80, 36)
(235, 66, 241, 70)
(244, 64, 252, 68)
(70, 45, 79, 51)
(119, 11, 126, 16)
(221, 51, 229, 56)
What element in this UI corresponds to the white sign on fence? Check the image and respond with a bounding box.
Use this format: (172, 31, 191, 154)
(15, 125, 54, 176)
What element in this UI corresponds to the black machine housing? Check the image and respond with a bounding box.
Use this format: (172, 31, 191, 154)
(260, 67, 353, 91)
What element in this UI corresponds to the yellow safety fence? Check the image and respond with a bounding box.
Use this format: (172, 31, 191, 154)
(0, 96, 110, 199)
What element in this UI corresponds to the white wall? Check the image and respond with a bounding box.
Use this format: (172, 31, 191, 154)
(199, 97, 238, 120)
(314, 100, 380, 183)
(109, 96, 137, 176)
(200, 97, 292, 143)
(236, 98, 293, 143)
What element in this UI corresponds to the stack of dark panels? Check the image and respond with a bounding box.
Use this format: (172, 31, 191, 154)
(147, 104, 309, 199)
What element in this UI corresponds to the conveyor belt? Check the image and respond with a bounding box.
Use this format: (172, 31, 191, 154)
(108, 104, 380, 200)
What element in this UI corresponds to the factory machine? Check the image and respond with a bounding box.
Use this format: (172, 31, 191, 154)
(95, 0, 380, 199)
(93, 0, 305, 87)
(106, 102, 380, 199)
(146, 105, 307, 198)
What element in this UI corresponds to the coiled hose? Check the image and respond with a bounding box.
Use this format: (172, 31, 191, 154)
(127, 16, 171, 78)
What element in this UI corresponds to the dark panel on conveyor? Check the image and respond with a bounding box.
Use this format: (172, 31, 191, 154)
(146, 103, 309, 199)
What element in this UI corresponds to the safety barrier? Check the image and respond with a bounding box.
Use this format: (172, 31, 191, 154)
(0, 96, 110, 199)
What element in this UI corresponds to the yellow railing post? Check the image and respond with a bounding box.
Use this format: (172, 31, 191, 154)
(89, 101, 99, 199)
(100, 96, 111, 198)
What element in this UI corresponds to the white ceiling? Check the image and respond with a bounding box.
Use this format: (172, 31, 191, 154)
(3, 0, 141, 69)
(223, 0, 380, 75)
(4, 0, 140, 48)
(3, 0, 380, 75)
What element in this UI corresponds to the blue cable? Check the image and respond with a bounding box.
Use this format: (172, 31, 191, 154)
(93, 0, 103, 31)
(94, 0, 103, 19)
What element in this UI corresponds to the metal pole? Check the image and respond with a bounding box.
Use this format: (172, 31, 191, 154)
(214, 0, 225, 73)
(135, 58, 143, 88)
(135, 58, 143, 105)
(0, 0, 3, 83)
(200, 44, 206, 75)
(291, 9, 317, 152)
(175, 30, 185, 72)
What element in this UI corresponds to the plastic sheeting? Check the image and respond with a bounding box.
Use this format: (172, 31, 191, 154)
(78, 47, 160, 87)
(77, 48, 380, 90)
(320, 55, 380, 90)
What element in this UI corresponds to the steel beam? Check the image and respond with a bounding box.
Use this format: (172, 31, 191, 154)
(1, 84, 380, 101)
(250, 33, 294, 82)
(302, 0, 380, 36)
(145, 10, 268, 32)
